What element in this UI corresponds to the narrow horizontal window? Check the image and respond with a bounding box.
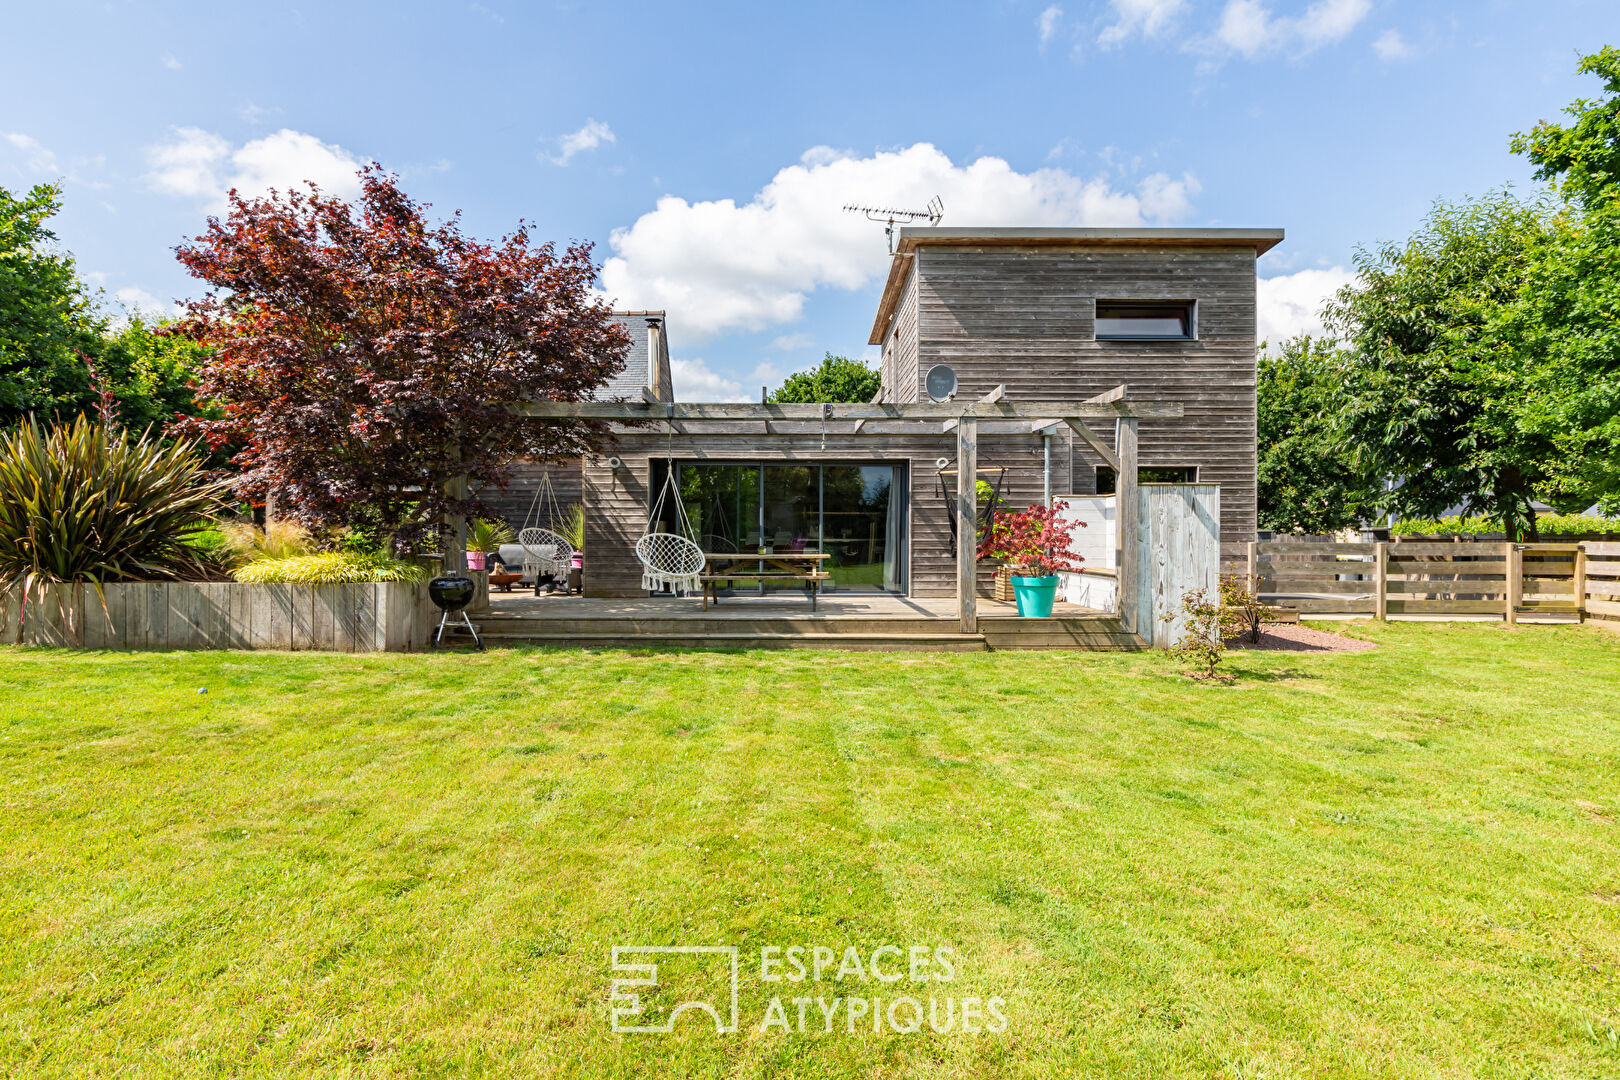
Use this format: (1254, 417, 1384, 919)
(1095, 465, 1198, 493)
(1095, 300, 1195, 340)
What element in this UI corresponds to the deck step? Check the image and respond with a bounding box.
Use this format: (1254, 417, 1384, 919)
(472, 631, 991, 652)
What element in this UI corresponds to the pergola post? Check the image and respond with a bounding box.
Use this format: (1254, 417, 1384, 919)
(957, 417, 978, 634)
(1115, 416, 1139, 637)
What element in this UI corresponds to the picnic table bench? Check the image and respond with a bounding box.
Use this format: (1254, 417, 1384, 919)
(700, 552, 832, 610)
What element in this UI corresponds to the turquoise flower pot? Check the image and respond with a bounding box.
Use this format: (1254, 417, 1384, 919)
(1011, 574, 1059, 617)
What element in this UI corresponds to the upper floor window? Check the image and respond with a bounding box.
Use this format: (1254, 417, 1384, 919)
(1095, 300, 1196, 340)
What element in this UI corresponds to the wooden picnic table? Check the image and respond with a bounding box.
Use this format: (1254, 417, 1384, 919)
(701, 552, 832, 610)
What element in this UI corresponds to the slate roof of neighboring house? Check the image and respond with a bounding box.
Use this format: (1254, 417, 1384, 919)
(598, 310, 673, 402)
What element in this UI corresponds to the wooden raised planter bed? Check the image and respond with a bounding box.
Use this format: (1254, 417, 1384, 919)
(0, 579, 437, 652)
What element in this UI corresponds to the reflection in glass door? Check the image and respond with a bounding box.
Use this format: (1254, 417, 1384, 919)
(820, 466, 896, 590)
(673, 462, 907, 593)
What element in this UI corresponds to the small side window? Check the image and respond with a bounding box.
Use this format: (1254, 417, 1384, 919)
(1095, 465, 1199, 493)
(1095, 300, 1195, 340)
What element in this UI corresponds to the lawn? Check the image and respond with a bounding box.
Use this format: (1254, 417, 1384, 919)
(1, 622, 1618, 1078)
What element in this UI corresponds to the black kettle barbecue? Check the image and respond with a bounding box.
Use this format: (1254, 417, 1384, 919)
(428, 573, 484, 650)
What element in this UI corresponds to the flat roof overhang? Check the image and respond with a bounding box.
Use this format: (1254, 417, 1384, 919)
(867, 225, 1285, 344)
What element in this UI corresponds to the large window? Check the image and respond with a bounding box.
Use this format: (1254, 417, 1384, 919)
(675, 462, 908, 593)
(1095, 300, 1196, 340)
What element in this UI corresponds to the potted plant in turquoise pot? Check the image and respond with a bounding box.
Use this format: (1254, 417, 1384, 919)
(977, 502, 1085, 617)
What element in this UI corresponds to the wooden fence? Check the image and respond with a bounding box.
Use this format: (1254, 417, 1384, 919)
(0, 580, 437, 651)
(1218, 539, 1618, 624)
(1585, 541, 1620, 624)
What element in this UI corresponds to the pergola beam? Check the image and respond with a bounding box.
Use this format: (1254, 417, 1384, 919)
(510, 400, 1181, 421)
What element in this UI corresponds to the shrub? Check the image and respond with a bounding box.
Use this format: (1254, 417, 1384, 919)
(231, 552, 426, 585)
(1163, 587, 1248, 680)
(217, 519, 316, 563)
(1219, 575, 1271, 644)
(1389, 512, 1620, 537)
(977, 502, 1085, 577)
(0, 415, 230, 585)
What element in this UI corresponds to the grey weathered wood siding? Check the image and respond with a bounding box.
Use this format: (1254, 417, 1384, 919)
(881, 261, 921, 404)
(479, 459, 584, 534)
(885, 244, 1258, 543)
(581, 430, 1070, 598)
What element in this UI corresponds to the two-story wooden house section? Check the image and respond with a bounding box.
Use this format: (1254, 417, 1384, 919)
(871, 227, 1282, 547)
(568, 226, 1281, 598)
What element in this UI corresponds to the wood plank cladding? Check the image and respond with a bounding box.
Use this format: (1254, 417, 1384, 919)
(890, 244, 1259, 544)
(480, 458, 583, 532)
(582, 431, 1068, 598)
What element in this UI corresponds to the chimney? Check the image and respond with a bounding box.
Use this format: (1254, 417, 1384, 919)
(644, 317, 662, 397)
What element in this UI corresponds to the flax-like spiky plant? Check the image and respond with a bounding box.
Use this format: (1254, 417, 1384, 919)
(0, 415, 231, 587)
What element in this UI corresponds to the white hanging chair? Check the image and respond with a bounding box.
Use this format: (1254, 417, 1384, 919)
(518, 526, 573, 580)
(518, 468, 576, 584)
(638, 460, 705, 596)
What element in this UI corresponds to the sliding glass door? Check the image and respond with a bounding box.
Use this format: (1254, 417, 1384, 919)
(674, 462, 907, 593)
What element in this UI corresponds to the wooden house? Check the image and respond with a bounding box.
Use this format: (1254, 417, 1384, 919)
(520, 227, 1281, 603)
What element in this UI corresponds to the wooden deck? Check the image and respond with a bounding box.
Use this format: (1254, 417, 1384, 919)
(470, 592, 1141, 651)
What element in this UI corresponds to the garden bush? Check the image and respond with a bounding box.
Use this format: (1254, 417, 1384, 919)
(0, 416, 229, 585)
(231, 551, 425, 585)
(1389, 512, 1619, 537)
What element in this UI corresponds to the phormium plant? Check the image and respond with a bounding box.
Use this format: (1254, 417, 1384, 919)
(0, 415, 230, 587)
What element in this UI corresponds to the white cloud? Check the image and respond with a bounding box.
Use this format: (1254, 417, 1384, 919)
(600, 142, 1199, 342)
(768, 333, 816, 352)
(1212, 0, 1370, 59)
(114, 287, 181, 319)
(544, 119, 615, 166)
(144, 127, 363, 211)
(237, 101, 282, 125)
(670, 356, 752, 403)
(1098, 0, 1186, 47)
(1037, 5, 1063, 48)
(162, 54, 182, 70)
(1372, 28, 1414, 61)
(3, 132, 58, 174)
(1257, 266, 1355, 345)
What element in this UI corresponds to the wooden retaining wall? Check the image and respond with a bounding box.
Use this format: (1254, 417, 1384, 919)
(1218, 538, 1609, 623)
(0, 580, 436, 651)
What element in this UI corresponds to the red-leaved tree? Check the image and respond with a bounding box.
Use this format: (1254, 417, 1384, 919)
(977, 502, 1086, 577)
(170, 166, 629, 550)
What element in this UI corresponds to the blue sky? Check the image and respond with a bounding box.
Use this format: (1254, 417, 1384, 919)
(4, 1, 1617, 399)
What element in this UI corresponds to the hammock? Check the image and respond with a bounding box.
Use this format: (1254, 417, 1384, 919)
(518, 467, 576, 582)
(638, 461, 705, 596)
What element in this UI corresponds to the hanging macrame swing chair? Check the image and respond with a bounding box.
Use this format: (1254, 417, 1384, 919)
(517, 467, 575, 586)
(637, 459, 705, 596)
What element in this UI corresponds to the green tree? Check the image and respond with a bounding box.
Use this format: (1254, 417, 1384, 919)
(1256, 336, 1373, 534)
(768, 353, 879, 403)
(1505, 45, 1620, 515)
(1324, 191, 1562, 538)
(0, 182, 98, 424)
(95, 314, 215, 433)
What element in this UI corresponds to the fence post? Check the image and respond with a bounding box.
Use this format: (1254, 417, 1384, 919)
(1575, 542, 1587, 622)
(1374, 541, 1388, 621)
(1505, 542, 1521, 626)
(1246, 540, 1258, 595)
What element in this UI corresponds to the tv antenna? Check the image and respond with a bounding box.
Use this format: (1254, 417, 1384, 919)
(843, 196, 944, 253)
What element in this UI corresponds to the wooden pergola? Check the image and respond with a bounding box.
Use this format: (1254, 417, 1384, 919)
(502, 398, 1184, 635)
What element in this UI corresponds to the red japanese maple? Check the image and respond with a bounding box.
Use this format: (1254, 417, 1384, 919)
(977, 501, 1086, 577)
(169, 165, 629, 550)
